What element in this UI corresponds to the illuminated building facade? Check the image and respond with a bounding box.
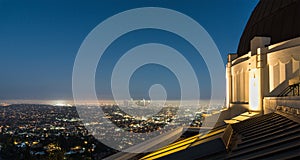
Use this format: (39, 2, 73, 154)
(226, 0, 300, 113)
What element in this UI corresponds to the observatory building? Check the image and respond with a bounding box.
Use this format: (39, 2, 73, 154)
(226, 0, 300, 114)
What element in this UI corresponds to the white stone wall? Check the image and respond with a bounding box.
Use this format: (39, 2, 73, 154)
(268, 46, 300, 93)
(231, 58, 250, 103)
(227, 37, 300, 112)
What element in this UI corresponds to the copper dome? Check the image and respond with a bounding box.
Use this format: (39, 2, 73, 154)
(237, 0, 300, 56)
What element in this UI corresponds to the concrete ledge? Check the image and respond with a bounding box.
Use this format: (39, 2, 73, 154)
(264, 97, 300, 114)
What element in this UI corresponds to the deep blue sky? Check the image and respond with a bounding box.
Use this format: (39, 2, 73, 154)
(0, 0, 259, 101)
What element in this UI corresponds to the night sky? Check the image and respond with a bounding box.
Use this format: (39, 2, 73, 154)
(0, 0, 259, 101)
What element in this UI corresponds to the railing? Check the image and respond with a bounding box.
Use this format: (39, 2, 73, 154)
(278, 83, 300, 97)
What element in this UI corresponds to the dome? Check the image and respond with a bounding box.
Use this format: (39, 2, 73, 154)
(237, 0, 300, 56)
